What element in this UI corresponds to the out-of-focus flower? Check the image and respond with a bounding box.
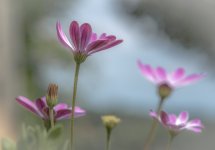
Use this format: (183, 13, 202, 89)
(56, 21, 123, 63)
(150, 110, 204, 134)
(102, 115, 121, 150)
(101, 115, 121, 129)
(137, 60, 205, 89)
(16, 96, 85, 121)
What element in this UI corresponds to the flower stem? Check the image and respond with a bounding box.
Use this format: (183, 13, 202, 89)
(71, 62, 81, 150)
(166, 134, 174, 150)
(106, 128, 112, 150)
(143, 98, 164, 150)
(49, 108, 55, 128)
(43, 120, 51, 131)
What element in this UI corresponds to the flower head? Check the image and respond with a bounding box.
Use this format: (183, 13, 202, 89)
(56, 21, 123, 63)
(150, 110, 204, 135)
(101, 115, 121, 129)
(137, 60, 205, 89)
(16, 96, 85, 121)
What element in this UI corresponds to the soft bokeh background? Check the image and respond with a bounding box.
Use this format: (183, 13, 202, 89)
(1, 0, 215, 149)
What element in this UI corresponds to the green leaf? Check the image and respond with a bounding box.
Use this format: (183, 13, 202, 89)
(15, 124, 67, 150)
(1, 138, 16, 150)
(47, 125, 63, 140)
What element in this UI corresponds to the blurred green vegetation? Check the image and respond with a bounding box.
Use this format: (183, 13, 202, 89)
(4, 111, 211, 150)
(1, 124, 69, 150)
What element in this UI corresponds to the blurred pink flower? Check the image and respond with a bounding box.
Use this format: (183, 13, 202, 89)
(56, 21, 123, 62)
(137, 60, 205, 88)
(16, 96, 85, 121)
(150, 110, 204, 134)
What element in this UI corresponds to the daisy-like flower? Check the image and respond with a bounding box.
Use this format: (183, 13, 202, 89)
(16, 96, 85, 121)
(150, 110, 204, 134)
(137, 60, 205, 88)
(56, 21, 123, 63)
(137, 60, 205, 99)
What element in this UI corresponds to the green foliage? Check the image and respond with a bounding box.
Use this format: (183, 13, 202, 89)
(47, 125, 63, 140)
(1, 138, 16, 150)
(1, 125, 69, 150)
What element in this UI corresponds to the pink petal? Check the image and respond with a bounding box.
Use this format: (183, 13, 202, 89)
(74, 106, 86, 118)
(137, 60, 157, 83)
(160, 111, 169, 126)
(55, 109, 72, 120)
(69, 21, 80, 50)
(40, 97, 47, 105)
(171, 68, 185, 81)
(149, 110, 158, 119)
(187, 119, 204, 128)
(99, 33, 107, 39)
(156, 67, 166, 82)
(42, 107, 50, 120)
(90, 33, 97, 42)
(86, 40, 109, 52)
(149, 110, 161, 123)
(89, 40, 123, 54)
(16, 96, 42, 117)
(105, 35, 116, 41)
(80, 23, 92, 50)
(176, 111, 189, 125)
(75, 106, 86, 118)
(186, 127, 203, 133)
(56, 21, 73, 49)
(74, 106, 86, 114)
(175, 74, 205, 86)
(35, 98, 47, 114)
(185, 118, 204, 133)
(54, 103, 68, 112)
(55, 106, 86, 120)
(168, 114, 177, 124)
(185, 119, 204, 133)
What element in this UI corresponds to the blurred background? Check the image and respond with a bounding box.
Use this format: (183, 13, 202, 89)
(0, 0, 215, 149)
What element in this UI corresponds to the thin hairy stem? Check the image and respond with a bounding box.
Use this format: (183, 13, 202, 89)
(71, 63, 81, 150)
(106, 128, 111, 150)
(166, 134, 174, 150)
(143, 98, 164, 150)
(49, 108, 55, 128)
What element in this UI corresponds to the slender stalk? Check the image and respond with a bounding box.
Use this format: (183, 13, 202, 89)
(49, 108, 55, 128)
(106, 128, 112, 150)
(143, 98, 164, 150)
(166, 134, 174, 150)
(71, 62, 81, 150)
(43, 120, 51, 131)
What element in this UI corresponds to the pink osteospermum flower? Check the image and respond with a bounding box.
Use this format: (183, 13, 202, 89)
(137, 60, 205, 88)
(150, 110, 204, 134)
(56, 21, 123, 63)
(16, 96, 86, 121)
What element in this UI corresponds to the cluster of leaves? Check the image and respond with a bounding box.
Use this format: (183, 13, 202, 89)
(1, 125, 69, 150)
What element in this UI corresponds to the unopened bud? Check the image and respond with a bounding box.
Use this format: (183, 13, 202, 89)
(158, 83, 172, 100)
(101, 115, 121, 129)
(46, 83, 58, 108)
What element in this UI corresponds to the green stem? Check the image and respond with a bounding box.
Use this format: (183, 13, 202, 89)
(143, 98, 164, 150)
(49, 108, 54, 128)
(106, 128, 112, 150)
(166, 134, 174, 150)
(43, 120, 51, 131)
(71, 62, 81, 150)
